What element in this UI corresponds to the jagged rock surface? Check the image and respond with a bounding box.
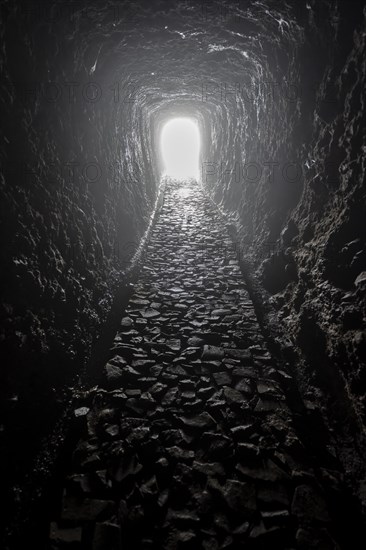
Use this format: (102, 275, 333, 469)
(48, 180, 359, 549)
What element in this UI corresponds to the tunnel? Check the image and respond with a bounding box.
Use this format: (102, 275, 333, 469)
(1, 0, 366, 547)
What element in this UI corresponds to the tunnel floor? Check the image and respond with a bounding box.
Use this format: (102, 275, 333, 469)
(47, 178, 360, 549)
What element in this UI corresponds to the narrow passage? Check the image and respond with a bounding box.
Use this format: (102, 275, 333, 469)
(49, 178, 350, 549)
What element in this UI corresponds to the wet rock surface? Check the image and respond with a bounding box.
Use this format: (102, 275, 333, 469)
(47, 179, 362, 549)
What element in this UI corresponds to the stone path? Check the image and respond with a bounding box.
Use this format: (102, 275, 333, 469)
(48, 178, 347, 549)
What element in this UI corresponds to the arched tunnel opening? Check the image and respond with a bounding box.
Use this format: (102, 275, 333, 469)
(1, 0, 366, 547)
(160, 117, 201, 179)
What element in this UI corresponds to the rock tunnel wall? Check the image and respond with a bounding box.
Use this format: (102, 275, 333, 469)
(0, 1, 162, 418)
(194, 0, 366, 433)
(0, 0, 365, 490)
(205, 1, 366, 431)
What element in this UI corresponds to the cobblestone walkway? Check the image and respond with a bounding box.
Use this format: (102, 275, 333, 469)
(49, 178, 348, 549)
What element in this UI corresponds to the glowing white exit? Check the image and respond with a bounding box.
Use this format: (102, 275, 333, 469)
(160, 118, 200, 180)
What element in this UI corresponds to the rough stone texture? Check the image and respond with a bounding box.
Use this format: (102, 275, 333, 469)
(0, 0, 162, 514)
(0, 0, 366, 546)
(197, 2, 366, 444)
(266, 4, 366, 436)
(44, 178, 364, 549)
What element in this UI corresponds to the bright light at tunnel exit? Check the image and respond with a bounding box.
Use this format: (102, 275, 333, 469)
(160, 118, 200, 180)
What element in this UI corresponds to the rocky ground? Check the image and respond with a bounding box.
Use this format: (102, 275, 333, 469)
(47, 178, 364, 549)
